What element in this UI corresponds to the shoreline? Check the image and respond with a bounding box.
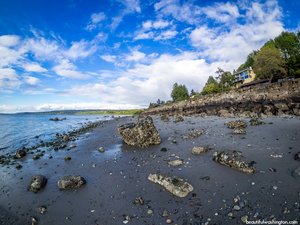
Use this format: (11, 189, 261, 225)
(0, 115, 300, 224)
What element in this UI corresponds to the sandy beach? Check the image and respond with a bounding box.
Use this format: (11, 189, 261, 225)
(0, 115, 300, 225)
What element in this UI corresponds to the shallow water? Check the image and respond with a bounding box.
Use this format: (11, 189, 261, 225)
(0, 113, 111, 154)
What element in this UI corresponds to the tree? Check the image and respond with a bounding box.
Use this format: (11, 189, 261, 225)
(201, 76, 221, 95)
(215, 68, 234, 91)
(274, 31, 300, 76)
(237, 50, 259, 72)
(190, 89, 197, 96)
(253, 45, 287, 81)
(171, 83, 189, 102)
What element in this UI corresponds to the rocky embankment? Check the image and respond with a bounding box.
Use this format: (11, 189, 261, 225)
(143, 79, 300, 117)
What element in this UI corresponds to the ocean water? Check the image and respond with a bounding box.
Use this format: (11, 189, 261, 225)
(0, 113, 111, 154)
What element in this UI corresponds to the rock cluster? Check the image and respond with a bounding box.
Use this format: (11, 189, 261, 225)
(118, 116, 161, 148)
(148, 173, 193, 198)
(49, 117, 66, 121)
(213, 151, 256, 174)
(143, 80, 300, 117)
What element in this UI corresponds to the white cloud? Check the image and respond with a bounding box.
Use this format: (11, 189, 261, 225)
(134, 19, 175, 41)
(23, 63, 47, 72)
(86, 12, 106, 31)
(134, 31, 154, 40)
(100, 54, 117, 63)
(142, 19, 170, 30)
(119, 0, 141, 13)
(24, 76, 40, 85)
(52, 59, 90, 79)
(190, 0, 284, 63)
(0, 35, 20, 47)
(125, 50, 145, 62)
(154, 0, 201, 24)
(63, 52, 228, 105)
(110, 0, 141, 29)
(142, 21, 152, 29)
(153, 20, 170, 29)
(63, 40, 97, 60)
(0, 68, 21, 90)
(154, 29, 178, 40)
(202, 2, 240, 23)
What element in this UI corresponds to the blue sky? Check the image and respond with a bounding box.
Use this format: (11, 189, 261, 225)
(0, 0, 299, 113)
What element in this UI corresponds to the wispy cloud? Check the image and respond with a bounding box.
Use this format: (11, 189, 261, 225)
(110, 0, 141, 29)
(85, 12, 106, 31)
(23, 63, 47, 73)
(52, 59, 90, 79)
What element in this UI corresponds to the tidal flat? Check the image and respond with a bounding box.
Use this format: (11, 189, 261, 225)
(0, 115, 299, 225)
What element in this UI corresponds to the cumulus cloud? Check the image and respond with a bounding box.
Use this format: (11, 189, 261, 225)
(190, 0, 284, 63)
(64, 52, 228, 105)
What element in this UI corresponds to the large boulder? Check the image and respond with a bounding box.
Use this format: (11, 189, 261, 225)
(148, 173, 193, 198)
(58, 175, 86, 190)
(29, 175, 47, 193)
(118, 116, 161, 148)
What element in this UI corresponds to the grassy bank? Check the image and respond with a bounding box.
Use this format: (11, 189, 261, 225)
(74, 109, 144, 116)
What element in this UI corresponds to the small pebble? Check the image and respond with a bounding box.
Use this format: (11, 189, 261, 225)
(241, 215, 248, 223)
(147, 209, 153, 215)
(166, 218, 173, 224)
(233, 205, 240, 211)
(98, 147, 105, 153)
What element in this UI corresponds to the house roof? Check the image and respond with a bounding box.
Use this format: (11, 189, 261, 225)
(233, 67, 252, 76)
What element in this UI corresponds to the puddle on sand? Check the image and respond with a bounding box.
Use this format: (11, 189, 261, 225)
(92, 144, 122, 158)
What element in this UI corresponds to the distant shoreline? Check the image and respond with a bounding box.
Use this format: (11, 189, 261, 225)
(0, 109, 144, 116)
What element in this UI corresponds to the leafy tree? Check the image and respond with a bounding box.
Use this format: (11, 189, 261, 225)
(274, 31, 300, 76)
(215, 68, 234, 91)
(171, 83, 189, 101)
(201, 76, 221, 95)
(253, 45, 287, 81)
(237, 51, 259, 72)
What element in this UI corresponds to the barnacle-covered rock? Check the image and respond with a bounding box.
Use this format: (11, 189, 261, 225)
(213, 151, 255, 174)
(226, 120, 247, 129)
(118, 116, 161, 148)
(148, 173, 193, 197)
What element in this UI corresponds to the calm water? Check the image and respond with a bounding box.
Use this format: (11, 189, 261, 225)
(0, 113, 111, 154)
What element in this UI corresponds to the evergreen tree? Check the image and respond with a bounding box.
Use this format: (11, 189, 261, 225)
(171, 83, 189, 101)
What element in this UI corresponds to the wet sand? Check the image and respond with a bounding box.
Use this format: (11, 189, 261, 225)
(0, 116, 299, 225)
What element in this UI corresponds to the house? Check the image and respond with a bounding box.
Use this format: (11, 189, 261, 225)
(233, 67, 256, 87)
